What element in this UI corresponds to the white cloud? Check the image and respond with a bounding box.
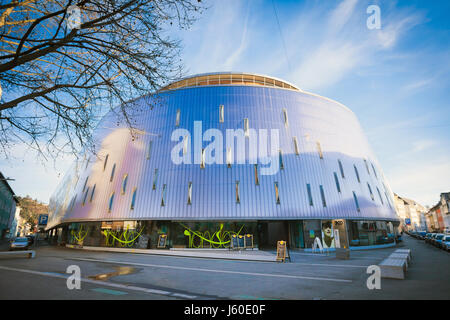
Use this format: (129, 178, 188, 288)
(387, 157, 450, 206)
(282, 1, 426, 91)
(411, 139, 437, 153)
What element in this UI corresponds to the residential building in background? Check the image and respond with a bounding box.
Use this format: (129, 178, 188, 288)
(0, 172, 17, 239)
(393, 193, 427, 231)
(425, 192, 450, 232)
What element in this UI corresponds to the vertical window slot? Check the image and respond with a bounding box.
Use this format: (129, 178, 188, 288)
(161, 184, 166, 206)
(307, 183, 313, 206)
(354, 165, 360, 183)
(103, 154, 109, 171)
(187, 182, 192, 205)
(353, 191, 360, 212)
(110, 164, 116, 182)
(293, 137, 300, 155)
(121, 174, 128, 194)
(334, 172, 341, 193)
(317, 141, 323, 159)
(108, 192, 115, 213)
(244, 118, 249, 137)
(175, 109, 180, 127)
(152, 169, 158, 190)
(274, 182, 280, 204)
(219, 105, 224, 123)
(130, 188, 137, 210)
(320, 185, 326, 207)
(282, 108, 289, 128)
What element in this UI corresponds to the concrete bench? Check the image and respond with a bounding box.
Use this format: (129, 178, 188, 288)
(395, 249, 411, 259)
(0, 250, 35, 259)
(379, 258, 407, 279)
(388, 253, 410, 267)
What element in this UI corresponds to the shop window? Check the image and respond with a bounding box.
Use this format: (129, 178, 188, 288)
(152, 169, 158, 190)
(254, 164, 259, 185)
(293, 136, 300, 155)
(334, 172, 341, 193)
(235, 181, 240, 204)
(367, 183, 374, 201)
(187, 182, 192, 205)
(353, 191, 360, 212)
(161, 184, 166, 206)
(219, 105, 224, 123)
(316, 141, 323, 159)
(282, 108, 289, 128)
(110, 163, 116, 182)
(121, 174, 128, 194)
(354, 164, 360, 183)
(175, 109, 180, 127)
(319, 185, 326, 207)
(338, 159, 345, 178)
(103, 154, 109, 171)
(130, 188, 137, 210)
(108, 192, 115, 213)
(90, 184, 96, 202)
(274, 182, 280, 204)
(307, 183, 313, 206)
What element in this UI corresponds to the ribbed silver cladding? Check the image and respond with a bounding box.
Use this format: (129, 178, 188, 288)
(47, 82, 398, 230)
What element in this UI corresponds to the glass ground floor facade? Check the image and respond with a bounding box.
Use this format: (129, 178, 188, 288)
(46, 219, 400, 250)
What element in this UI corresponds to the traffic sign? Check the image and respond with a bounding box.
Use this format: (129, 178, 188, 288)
(38, 214, 48, 226)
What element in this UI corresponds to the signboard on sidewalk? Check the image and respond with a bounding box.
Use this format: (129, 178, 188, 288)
(157, 234, 167, 248)
(405, 218, 411, 225)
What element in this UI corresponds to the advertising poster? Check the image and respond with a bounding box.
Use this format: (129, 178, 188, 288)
(321, 220, 335, 248)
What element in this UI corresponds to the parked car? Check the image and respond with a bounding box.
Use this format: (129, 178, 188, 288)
(26, 235, 35, 245)
(9, 237, 31, 251)
(424, 233, 432, 241)
(430, 233, 440, 246)
(442, 235, 450, 252)
(434, 233, 445, 248)
(426, 233, 437, 244)
(417, 231, 427, 239)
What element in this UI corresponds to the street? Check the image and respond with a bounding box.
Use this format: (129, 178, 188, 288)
(0, 235, 449, 300)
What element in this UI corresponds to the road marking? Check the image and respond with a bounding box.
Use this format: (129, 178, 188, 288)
(295, 263, 368, 268)
(69, 257, 353, 283)
(0, 265, 196, 299)
(91, 288, 128, 295)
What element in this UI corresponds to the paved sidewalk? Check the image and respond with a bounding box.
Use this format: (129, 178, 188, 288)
(65, 244, 278, 262)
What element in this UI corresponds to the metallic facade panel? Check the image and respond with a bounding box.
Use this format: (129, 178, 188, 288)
(47, 81, 398, 229)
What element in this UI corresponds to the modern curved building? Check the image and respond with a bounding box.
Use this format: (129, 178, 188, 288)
(47, 72, 399, 250)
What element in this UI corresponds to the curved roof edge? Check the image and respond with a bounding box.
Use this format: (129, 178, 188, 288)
(158, 71, 302, 92)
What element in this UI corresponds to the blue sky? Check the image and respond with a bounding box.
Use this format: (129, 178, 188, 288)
(1, 0, 449, 207)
